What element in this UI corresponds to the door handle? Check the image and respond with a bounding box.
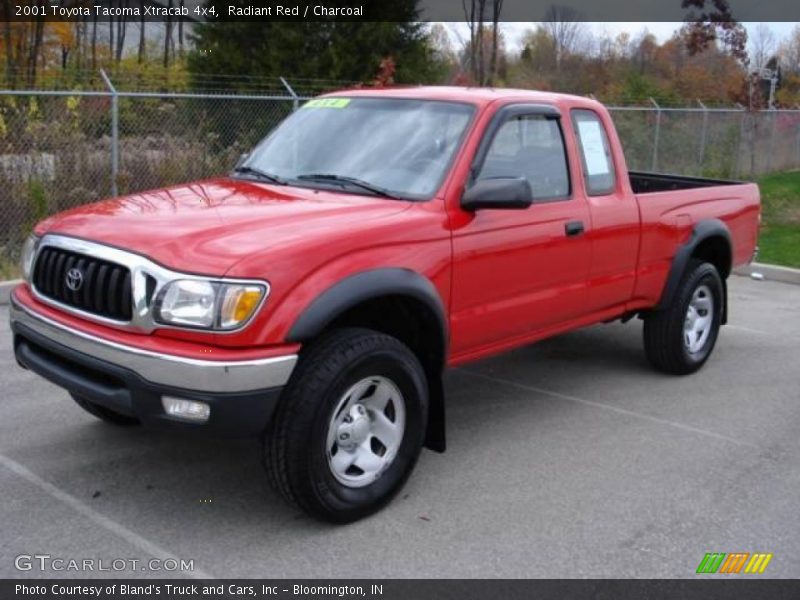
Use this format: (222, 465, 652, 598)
(565, 221, 585, 237)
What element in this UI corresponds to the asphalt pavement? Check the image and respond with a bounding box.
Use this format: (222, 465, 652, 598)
(1, 275, 798, 578)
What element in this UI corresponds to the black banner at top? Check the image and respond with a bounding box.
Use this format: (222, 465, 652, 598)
(2, 0, 800, 23)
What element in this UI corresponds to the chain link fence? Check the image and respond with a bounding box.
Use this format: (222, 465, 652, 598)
(2, 77, 800, 279)
(609, 105, 800, 179)
(0, 75, 312, 278)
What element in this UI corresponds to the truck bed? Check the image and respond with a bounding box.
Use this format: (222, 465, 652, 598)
(630, 171, 742, 194)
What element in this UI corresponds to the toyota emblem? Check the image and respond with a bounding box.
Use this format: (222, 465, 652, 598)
(65, 268, 84, 292)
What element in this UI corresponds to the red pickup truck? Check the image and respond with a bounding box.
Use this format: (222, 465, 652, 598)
(10, 87, 759, 522)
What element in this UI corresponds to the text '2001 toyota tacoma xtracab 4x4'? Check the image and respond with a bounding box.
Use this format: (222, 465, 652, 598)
(10, 87, 760, 522)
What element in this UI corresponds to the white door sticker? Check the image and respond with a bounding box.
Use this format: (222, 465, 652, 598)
(577, 120, 611, 176)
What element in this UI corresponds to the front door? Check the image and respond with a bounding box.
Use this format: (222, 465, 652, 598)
(450, 105, 592, 360)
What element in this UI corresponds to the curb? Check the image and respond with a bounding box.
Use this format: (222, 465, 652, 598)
(0, 280, 21, 306)
(733, 262, 800, 285)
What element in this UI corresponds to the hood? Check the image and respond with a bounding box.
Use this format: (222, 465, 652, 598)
(36, 178, 412, 275)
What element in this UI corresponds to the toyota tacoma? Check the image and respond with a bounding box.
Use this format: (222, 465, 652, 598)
(9, 88, 760, 522)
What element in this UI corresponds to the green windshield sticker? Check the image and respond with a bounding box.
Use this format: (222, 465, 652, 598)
(303, 98, 351, 109)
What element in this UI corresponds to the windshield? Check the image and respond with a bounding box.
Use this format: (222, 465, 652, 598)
(241, 97, 475, 200)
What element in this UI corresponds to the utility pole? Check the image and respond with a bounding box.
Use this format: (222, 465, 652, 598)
(768, 69, 779, 110)
(758, 66, 780, 110)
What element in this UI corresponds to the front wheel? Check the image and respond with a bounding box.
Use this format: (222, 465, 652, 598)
(643, 260, 724, 375)
(263, 328, 428, 523)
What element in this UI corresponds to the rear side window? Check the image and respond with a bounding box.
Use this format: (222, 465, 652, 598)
(476, 114, 570, 201)
(572, 109, 616, 196)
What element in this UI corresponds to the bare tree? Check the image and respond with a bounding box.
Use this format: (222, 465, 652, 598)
(488, 0, 503, 85)
(750, 23, 776, 72)
(632, 30, 658, 74)
(115, 0, 129, 63)
(778, 24, 800, 75)
(462, 0, 504, 85)
(462, 0, 485, 83)
(429, 23, 457, 64)
(542, 5, 585, 67)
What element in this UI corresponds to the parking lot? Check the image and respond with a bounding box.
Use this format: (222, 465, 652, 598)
(1, 275, 798, 579)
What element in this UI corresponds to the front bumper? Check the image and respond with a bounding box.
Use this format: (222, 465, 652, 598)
(10, 294, 298, 436)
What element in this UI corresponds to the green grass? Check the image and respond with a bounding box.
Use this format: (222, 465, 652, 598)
(756, 171, 800, 268)
(757, 224, 800, 268)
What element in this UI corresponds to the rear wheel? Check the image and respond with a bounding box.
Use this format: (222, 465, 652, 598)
(70, 393, 140, 426)
(264, 328, 428, 523)
(643, 260, 723, 375)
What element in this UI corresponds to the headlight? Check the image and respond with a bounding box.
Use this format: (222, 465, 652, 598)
(20, 234, 40, 282)
(154, 280, 266, 330)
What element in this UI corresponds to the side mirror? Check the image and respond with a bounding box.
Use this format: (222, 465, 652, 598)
(235, 153, 249, 170)
(461, 177, 533, 211)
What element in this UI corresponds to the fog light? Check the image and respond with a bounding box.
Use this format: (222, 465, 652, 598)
(162, 396, 210, 422)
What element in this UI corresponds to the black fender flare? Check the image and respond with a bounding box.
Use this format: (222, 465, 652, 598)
(287, 268, 447, 350)
(287, 268, 448, 452)
(657, 218, 732, 321)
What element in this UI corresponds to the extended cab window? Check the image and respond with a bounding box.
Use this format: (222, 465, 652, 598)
(572, 109, 616, 196)
(476, 114, 570, 201)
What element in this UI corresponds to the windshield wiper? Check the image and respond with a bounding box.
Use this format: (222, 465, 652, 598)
(232, 166, 287, 185)
(295, 173, 402, 199)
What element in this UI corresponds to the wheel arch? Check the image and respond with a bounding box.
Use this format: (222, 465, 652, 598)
(287, 269, 448, 452)
(658, 218, 732, 322)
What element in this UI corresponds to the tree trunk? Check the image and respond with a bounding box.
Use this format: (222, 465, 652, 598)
(91, 14, 98, 72)
(163, 0, 173, 69)
(2, 0, 14, 87)
(115, 0, 127, 63)
(488, 0, 502, 85)
(464, 0, 487, 84)
(138, 13, 146, 63)
(28, 7, 45, 87)
(83, 17, 88, 71)
(109, 2, 115, 61)
(178, 0, 185, 57)
(74, 20, 82, 71)
(476, 1, 485, 85)
(462, 0, 477, 82)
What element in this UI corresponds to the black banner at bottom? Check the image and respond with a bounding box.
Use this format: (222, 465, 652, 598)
(3, 579, 799, 600)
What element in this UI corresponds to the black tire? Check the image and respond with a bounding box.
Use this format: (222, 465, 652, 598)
(643, 260, 724, 375)
(71, 393, 140, 426)
(264, 328, 428, 523)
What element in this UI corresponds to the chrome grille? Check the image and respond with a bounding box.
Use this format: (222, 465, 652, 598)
(32, 247, 132, 321)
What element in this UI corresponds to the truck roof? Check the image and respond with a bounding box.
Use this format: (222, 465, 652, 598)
(320, 85, 602, 110)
